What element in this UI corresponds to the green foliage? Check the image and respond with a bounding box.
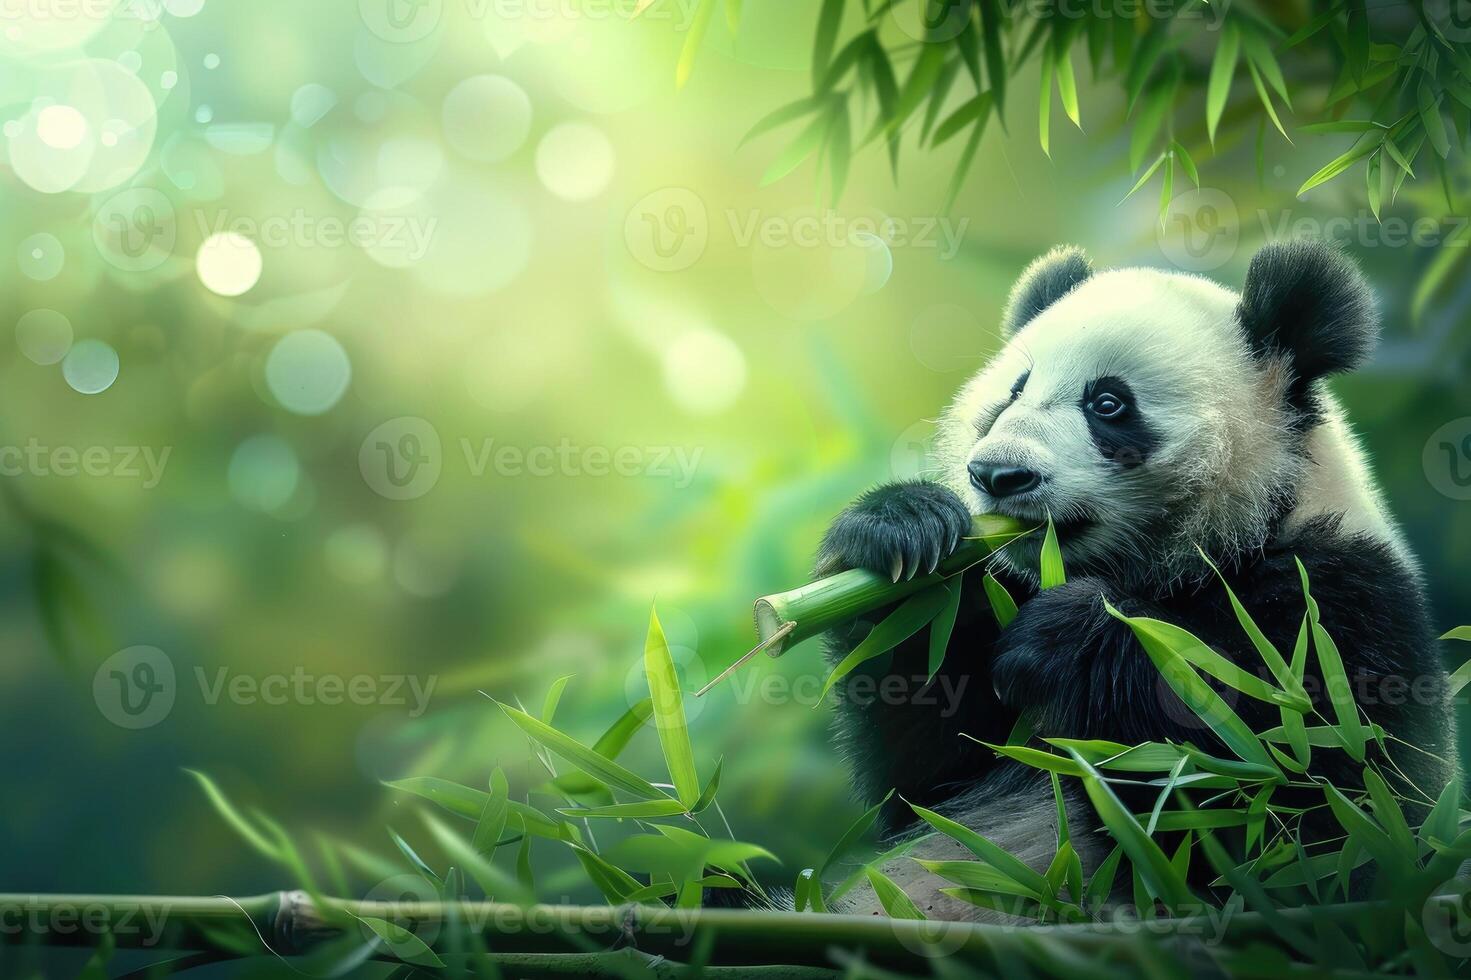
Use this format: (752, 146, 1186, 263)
(725, 1, 1471, 221)
(189, 538, 1471, 977)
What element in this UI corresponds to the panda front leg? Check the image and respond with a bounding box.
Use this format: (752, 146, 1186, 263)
(990, 577, 1187, 746)
(817, 481, 1021, 827)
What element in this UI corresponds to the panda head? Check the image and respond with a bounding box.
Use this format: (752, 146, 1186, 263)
(937, 241, 1381, 591)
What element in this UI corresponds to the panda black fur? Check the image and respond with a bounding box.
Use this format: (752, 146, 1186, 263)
(817, 241, 1457, 919)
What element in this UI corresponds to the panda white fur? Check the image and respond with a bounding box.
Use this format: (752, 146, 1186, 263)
(815, 241, 1457, 919)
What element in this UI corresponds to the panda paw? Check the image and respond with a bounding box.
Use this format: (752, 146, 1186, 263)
(991, 578, 1116, 717)
(816, 481, 972, 581)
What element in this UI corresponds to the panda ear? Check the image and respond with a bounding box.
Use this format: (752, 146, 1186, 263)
(1002, 245, 1093, 336)
(1236, 240, 1378, 387)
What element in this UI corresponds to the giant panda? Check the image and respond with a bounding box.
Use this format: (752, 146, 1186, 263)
(817, 240, 1458, 919)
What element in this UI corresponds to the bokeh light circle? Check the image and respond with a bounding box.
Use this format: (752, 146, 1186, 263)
(854, 231, 894, 294)
(662, 328, 746, 415)
(325, 524, 388, 585)
(18, 233, 65, 280)
(36, 104, 87, 148)
(62, 339, 120, 394)
(441, 75, 532, 163)
(15, 309, 73, 365)
(535, 122, 614, 201)
(265, 330, 353, 416)
(748, 208, 871, 321)
(407, 179, 532, 296)
(196, 231, 262, 296)
(228, 435, 302, 514)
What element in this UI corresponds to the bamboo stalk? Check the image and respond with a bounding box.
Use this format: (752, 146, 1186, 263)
(0, 891, 1444, 973)
(696, 514, 1029, 696)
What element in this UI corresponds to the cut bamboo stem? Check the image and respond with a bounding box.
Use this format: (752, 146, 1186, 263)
(0, 891, 1446, 975)
(697, 514, 1030, 697)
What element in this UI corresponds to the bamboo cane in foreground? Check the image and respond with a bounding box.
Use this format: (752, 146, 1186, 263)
(696, 513, 1030, 696)
(0, 891, 1446, 978)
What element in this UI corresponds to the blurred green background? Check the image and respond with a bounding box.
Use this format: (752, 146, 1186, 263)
(1, 0, 1467, 917)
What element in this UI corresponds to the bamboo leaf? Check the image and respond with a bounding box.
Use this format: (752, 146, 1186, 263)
(1064, 749, 1194, 912)
(1039, 514, 1065, 588)
(497, 701, 668, 801)
(472, 768, 510, 857)
(675, 0, 717, 90)
(983, 571, 1018, 628)
(819, 790, 894, 879)
(739, 97, 821, 148)
(1246, 58, 1289, 141)
(1056, 40, 1080, 128)
(916, 859, 1040, 898)
(1119, 152, 1166, 204)
(931, 93, 992, 148)
(1171, 140, 1199, 188)
(645, 605, 700, 808)
(1038, 43, 1054, 157)
(552, 698, 654, 796)
(1196, 546, 1310, 708)
(1103, 602, 1275, 769)
(186, 769, 282, 861)
(1242, 29, 1291, 107)
(556, 799, 690, 819)
(1420, 82, 1451, 157)
(358, 917, 445, 968)
(820, 586, 949, 701)
(1297, 136, 1380, 196)
(569, 843, 642, 903)
(981, 0, 1006, 122)
(691, 756, 723, 813)
(811, 0, 843, 89)
(1366, 151, 1382, 220)
(761, 112, 829, 186)
(1297, 559, 1366, 762)
(421, 812, 530, 902)
(1206, 24, 1240, 145)
(866, 867, 926, 919)
(927, 574, 964, 681)
(908, 801, 1050, 896)
(1363, 767, 1416, 857)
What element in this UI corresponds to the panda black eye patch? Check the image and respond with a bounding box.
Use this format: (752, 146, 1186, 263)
(1080, 376, 1157, 468)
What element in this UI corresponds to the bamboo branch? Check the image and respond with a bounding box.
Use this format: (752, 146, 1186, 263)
(697, 514, 1030, 696)
(0, 891, 1445, 977)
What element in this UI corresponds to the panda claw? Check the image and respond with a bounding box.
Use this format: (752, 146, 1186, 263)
(890, 556, 903, 583)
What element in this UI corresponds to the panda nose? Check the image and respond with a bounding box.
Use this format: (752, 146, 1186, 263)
(968, 462, 1042, 498)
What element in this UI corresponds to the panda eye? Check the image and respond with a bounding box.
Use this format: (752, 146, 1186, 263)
(1089, 392, 1126, 419)
(1009, 370, 1030, 401)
